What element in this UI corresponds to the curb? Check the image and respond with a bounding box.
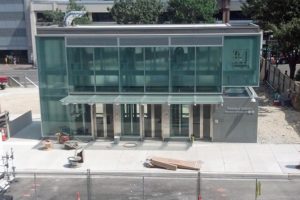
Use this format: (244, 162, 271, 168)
(15, 169, 300, 180)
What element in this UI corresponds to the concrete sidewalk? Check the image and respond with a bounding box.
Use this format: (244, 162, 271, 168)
(2, 133, 300, 177)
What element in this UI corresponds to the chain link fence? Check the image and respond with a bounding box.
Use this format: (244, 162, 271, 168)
(3, 170, 300, 200)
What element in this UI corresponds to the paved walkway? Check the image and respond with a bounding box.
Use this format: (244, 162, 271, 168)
(2, 122, 300, 177)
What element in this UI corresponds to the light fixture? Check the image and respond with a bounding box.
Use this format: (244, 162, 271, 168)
(250, 97, 256, 103)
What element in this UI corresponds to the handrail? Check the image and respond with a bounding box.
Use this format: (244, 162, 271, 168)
(25, 76, 38, 88)
(8, 76, 24, 87)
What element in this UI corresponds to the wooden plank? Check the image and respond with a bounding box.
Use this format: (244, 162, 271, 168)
(151, 156, 201, 171)
(150, 159, 177, 171)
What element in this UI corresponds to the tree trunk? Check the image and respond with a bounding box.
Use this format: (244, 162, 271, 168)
(289, 63, 296, 79)
(289, 55, 297, 79)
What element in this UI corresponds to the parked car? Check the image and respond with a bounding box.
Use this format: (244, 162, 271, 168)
(0, 76, 8, 90)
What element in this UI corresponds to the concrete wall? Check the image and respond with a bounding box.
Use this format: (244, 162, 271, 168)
(8, 110, 32, 137)
(213, 98, 258, 142)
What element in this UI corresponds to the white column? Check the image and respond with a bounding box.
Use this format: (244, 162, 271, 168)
(139, 104, 144, 139)
(210, 105, 214, 141)
(161, 104, 170, 139)
(189, 105, 193, 138)
(90, 104, 96, 139)
(200, 105, 204, 139)
(151, 105, 155, 138)
(113, 104, 121, 137)
(30, 4, 37, 67)
(103, 104, 107, 138)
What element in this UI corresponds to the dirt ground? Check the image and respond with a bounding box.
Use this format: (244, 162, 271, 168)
(1, 87, 300, 143)
(255, 85, 300, 143)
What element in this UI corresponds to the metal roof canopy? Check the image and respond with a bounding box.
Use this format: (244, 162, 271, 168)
(37, 23, 261, 36)
(60, 94, 223, 105)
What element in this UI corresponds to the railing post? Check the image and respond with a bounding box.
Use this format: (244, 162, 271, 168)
(87, 169, 91, 200)
(143, 176, 145, 200)
(34, 172, 37, 200)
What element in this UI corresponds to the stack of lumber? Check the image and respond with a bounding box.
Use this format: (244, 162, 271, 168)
(146, 156, 201, 171)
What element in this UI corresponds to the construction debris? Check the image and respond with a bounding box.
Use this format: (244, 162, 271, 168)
(145, 156, 201, 171)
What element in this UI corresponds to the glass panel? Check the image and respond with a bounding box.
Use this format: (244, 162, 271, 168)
(144, 105, 152, 137)
(96, 104, 104, 137)
(193, 105, 200, 138)
(106, 104, 114, 138)
(68, 47, 95, 92)
(170, 105, 189, 137)
(171, 47, 195, 92)
(203, 105, 211, 139)
(120, 48, 144, 92)
(68, 104, 92, 136)
(36, 37, 69, 136)
(145, 47, 169, 92)
(94, 48, 119, 92)
(222, 36, 260, 86)
(154, 104, 162, 138)
(121, 104, 140, 136)
(196, 47, 222, 93)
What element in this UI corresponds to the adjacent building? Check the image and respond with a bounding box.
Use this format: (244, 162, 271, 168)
(0, 0, 32, 64)
(36, 24, 261, 142)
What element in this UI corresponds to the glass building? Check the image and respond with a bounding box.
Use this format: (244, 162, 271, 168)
(36, 24, 261, 142)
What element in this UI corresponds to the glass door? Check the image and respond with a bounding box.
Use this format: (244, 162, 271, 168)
(121, 104, 140, 136)
(170, 104, 189, 137)
(96, 104, 104, 137)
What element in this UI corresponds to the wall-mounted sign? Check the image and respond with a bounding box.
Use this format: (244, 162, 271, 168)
(232, 49, 249, 68)
(225, 106, 255, 114)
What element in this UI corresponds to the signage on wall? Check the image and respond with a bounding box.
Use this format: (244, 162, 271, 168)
(232, 49, 249, 68)
(225, 107, 255, 114)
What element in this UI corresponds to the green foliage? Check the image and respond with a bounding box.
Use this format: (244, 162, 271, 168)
(108, 0, 163, 24)
(167, 0, 217, 23)
(43, 8, 64, 26)
(41, 0, 90, 25)
(242, 0, 300, 78)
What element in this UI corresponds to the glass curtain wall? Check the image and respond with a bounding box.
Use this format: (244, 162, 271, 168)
(68, 48, 95, 92)
(171, 47, 195, 92)
(66, 46, 227, 94)
(95, 48, 119, 92)
(120, 48, 144, 92)
(145, 47, 169, 92)
(37, 37, 69, 136)
(222, 36, 260, 86)
(68, 104, 92, 136)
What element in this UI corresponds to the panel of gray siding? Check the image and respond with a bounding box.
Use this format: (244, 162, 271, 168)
(1, 0, 24, 4)
(171, 36, 223, 46)
(0, 4, 24, 12)
(66, 36, 117, 46)
(0, 12, 25, 21)
(0, 37, 28, 49)
(0, 21, 25, 29)
(0, 28, 26, 37)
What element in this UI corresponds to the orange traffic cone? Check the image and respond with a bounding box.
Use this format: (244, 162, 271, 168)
(76, 192, 80, 200)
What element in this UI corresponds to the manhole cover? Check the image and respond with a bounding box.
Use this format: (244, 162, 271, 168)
(123, 143, 137, 148)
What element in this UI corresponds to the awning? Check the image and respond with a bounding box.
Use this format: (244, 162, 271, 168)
(60, 94, 223, 105)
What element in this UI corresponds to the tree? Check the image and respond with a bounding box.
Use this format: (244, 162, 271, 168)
(42, 0, 90, 26)
(108, 0, 164, 24)
(242, 0, 300, 79)
(167, 0, 217, 23)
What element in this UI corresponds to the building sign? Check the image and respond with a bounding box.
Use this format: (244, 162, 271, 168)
(225, 106, 255, 114)
(232, 49, 249, 68)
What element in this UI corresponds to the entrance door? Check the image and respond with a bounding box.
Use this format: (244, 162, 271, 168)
(144, 104, 162, 138)
(96, 104, 104, 137)
(95, 104, 114, 138)
(170, 104, 189, 137)
(121, 104, 140, 136)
